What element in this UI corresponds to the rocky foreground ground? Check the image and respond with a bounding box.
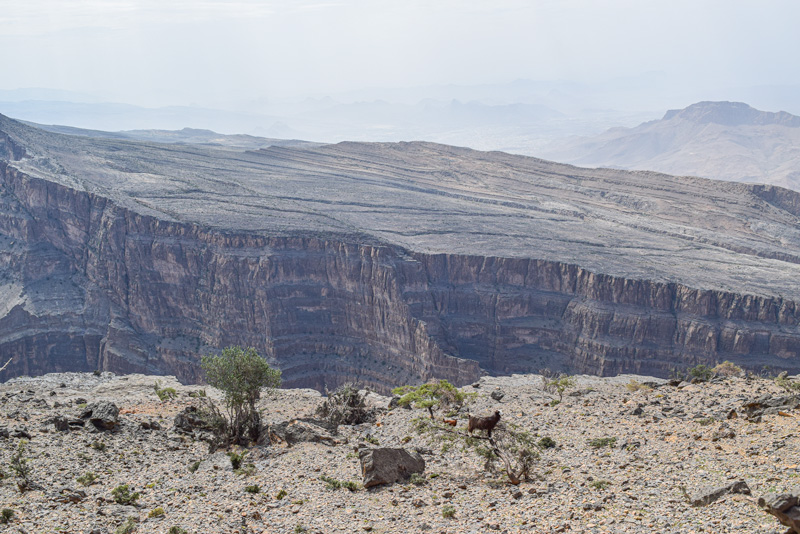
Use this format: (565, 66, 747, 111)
(0, 371, 799, 534)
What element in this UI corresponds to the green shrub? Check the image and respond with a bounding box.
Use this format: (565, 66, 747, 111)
(154, 380, 177, 402)
(316, 382, 375, 427)
(537, 436, 556, 449)
(10, 439, 32, 492)
(168, 528, 188, 534)
(320, 475, 360, 491)
(114, 517, 137, 534)
(228, 451, 246, 470)
(76, 472, 98, 486)
(91, 441, 107, 452)
(363, 435, 379, 446)
(688, 364, 714, 382)
(588, 437, 617, 449)
(201, 346, 281, 445)
(188, 461, 201, 473)
(625, 380, 652, 393)
(392, 380, 467, 419)
(147, 507, 165, 518)
(542, 373, 576, 401)
(245, 485, 260, 494)
(775, 372, 800, 394)
(442, 504, 456, 518)
(111, 484, 140, 505)
(590, 480, 611, 490)
(0, 509, 13, 524)
(712, 360, 744, 378)
(409, 472, 425, 485)
(276, 489, 288, 500)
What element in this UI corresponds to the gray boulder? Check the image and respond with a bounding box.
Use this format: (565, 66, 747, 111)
(759, 491, 800, 533)
(359, 447, 425, 488)
(79, 401, 119, 430)
(267, 419, 338, 447)
(690, 480, 750, 506)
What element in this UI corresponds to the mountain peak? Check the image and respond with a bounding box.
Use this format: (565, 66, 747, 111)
(663, 101, 800, 127)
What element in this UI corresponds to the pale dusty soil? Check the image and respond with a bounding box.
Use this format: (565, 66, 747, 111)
(0, 372, 798, 534)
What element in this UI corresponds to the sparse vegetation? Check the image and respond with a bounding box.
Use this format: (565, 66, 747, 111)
(775, 372, 800, 394)
(114, 517, 137, 534)
(392, 379, 468, 419)
(148, 507, 165, 518)
(688, 364, 714, 382)
(227, 450, 246, 470)
(245, 484, 260, 494)
(363, 435, 379, 445)
(188, 461, 201, 473)
(541, 372, 576, 401)
(10, 439, 32, 492)
(712, 360, 744, 378)
(91, 441, 107, 452)
(154, 380, 178, 402)
(0, 509, 14, 524)
(168, 528, 188, 534)
(201, 346, 281, 446)
(76, 471, 98, 486)
(537, 436, 556, 449)
(315, 382, 375, 427)
(442, 504, 456, 518)
(409, 472, 426, 485)
(276, 489, 288, 500)
(320, 475, 360, 491)
(588, 437, 617, 449)
(111, 484, 140, 505)
(590, 479, 611, 490)
(625, 379, 653, 393)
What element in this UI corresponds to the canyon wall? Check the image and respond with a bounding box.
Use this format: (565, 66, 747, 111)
(2, 161, 800, 393)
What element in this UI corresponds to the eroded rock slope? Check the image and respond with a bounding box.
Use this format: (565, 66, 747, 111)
(1, 113, 799, 391)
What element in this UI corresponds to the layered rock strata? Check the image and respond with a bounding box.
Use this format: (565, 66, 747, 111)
(1, 114, 799, 391)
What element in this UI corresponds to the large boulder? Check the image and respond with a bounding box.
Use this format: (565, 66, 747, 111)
(79, 402, 119, 430)
(267, 419, 338, 447)
(359, 447, 425, 488)
(759, 491, 800, 533)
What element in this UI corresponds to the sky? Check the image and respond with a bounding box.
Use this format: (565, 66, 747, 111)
(1, 0, 799, 109)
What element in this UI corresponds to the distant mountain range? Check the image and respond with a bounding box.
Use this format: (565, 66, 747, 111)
(540, 101, 800, 190)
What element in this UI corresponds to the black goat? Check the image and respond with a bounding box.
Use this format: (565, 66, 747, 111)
(467, 410, 501, 438)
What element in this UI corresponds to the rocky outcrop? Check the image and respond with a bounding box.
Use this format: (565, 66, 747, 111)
(1, 114, 800, 392)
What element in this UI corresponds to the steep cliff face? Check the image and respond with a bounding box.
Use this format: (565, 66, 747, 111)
(1, 114, 800, 390)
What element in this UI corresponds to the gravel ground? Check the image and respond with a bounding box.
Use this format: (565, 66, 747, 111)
(0, 371, 798, 534)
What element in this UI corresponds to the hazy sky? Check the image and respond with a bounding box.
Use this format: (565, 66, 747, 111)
(1, 0, 798, 107)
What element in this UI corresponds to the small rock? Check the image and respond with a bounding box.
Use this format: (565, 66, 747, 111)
(690, 480, 750, 506)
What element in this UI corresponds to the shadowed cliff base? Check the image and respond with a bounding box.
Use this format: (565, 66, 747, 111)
(0, 113, 799, 392)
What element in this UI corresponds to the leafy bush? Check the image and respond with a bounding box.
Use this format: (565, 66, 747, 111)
(392, 380, 467, 419)
(625, 380, 652, 393)
(245, 484, 260, 494)
(0, 509, 13, 524)
(541, 373, 576, 401)
(114, 517, 137, 534)
(111, 484, 140, 505)
(775, 372, 800, 394)
(276, 489, 288, 500)
(409, 472, 425, 485)
(688, 364, 714, 382)
(712, 360, 744, 378)
(537, 436, 556, 449)
(320, 475, 360, 491)
(588, 437, 617, 449)
(201, 346, 281, 445)
(316, 383, 375, 427)
(154, 380, 177, 401)
(168, 527, 188, 534)
(76, 471, 98, 486)
(442, 504, 456, 518)
(148, 507, 165, 518)
(10, 439, 32, 492)
(228, 451, 246, 470)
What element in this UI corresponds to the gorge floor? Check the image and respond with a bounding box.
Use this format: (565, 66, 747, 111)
(0, 372, 798, 534)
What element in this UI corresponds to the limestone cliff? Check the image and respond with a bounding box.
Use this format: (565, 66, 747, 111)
(0, 114, 799, 391)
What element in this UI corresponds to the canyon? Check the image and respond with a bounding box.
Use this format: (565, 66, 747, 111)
(1, 113, 800, 392)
